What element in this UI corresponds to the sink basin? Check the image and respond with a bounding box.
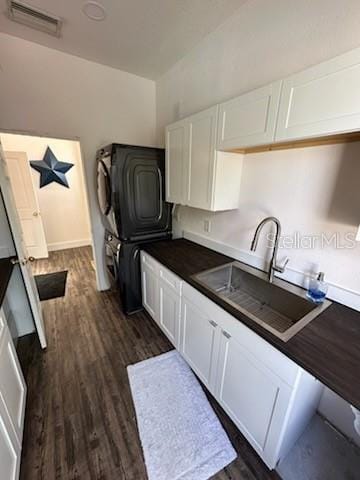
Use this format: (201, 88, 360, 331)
(192, 262, 331, 342)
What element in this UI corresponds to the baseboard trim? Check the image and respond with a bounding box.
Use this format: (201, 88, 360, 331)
(183, 230, 360, 312)
(47, 239, 92, 252)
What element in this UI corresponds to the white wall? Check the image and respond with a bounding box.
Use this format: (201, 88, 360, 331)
(1, 134, 91, 252)
(178, 143, 360, 302)
(156, 0, 360, 446)
(0, 32, 156, 289)
(319, 388, 360, 447)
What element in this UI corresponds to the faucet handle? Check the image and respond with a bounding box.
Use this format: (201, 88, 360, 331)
(274, 257, 289, 274)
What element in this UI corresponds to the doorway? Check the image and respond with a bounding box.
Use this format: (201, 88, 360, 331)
(0, 133, 92, 259)
(0, 132, 95, 320)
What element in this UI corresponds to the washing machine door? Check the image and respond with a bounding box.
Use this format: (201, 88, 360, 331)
(97, 159, 111, 216)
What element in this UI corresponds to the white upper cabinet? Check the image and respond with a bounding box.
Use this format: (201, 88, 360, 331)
(187, 106, 218, 209)
(165, 120, 189, 204)
(165, 106, 242, 211)
(166, 47, 360, 171)
(276, 47, 360, 141)
(217, 81, 282, 150)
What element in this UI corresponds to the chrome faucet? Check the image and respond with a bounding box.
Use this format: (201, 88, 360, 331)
(250, 216, 289, 283)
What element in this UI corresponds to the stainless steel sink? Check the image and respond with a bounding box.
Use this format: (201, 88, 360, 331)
(192, 262, 332, 342)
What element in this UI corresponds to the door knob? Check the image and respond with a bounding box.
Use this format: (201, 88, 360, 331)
(11, 257, 35, 265)
(33, 212, 39, 217)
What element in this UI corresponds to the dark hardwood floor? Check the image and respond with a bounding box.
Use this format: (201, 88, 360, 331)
(18, 247, 280, 480)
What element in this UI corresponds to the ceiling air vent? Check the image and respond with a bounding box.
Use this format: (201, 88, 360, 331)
(7, 0, 62, 37)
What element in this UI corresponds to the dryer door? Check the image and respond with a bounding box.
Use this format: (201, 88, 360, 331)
(113, 146, 172, 240)
(97, 159, 111, 216)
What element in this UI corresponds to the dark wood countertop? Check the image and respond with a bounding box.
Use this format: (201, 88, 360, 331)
(0, 257, 14, 307)
(143, 238, 360, 410)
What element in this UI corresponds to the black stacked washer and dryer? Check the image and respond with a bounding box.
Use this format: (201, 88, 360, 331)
(97, 144, 172, 314)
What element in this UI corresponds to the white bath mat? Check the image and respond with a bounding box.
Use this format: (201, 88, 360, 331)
(127, 350, 237, 480)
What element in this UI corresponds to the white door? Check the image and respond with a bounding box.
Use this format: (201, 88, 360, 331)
(180, 295, 219, 390)
(159, 279, 180, 347)
(4, 151, 48, 259)
(0, 144, 47, 349)
(165, 120, 189, 204)
(187, 106, 218, 209)
(215, 329, 292, 467)
(217, 81, 282, 149)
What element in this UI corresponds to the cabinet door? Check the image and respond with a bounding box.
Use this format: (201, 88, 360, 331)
(180, 296, 220, 391)
(0, 330, 26, 446)
(215, 330, 292, 468)
(165, 120, 189, 204)
(276, 47, 360, 141)
(0, 399, 21, 480)
(159, 279, 180, 347)
(141, 256, 159, 322)
(187, 106, 218, 210)
(217, 81, 282, 149)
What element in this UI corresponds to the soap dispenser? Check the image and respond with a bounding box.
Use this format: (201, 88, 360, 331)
(307, 272, 328, 304)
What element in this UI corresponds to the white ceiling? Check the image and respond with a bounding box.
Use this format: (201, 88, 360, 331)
(0, 0, 246, 79)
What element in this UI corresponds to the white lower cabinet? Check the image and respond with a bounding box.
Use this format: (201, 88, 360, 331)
(159, 279, 180, 347)
(141, 252, 159, 322)
(0, 308, 26, 480)
(180, 296, 219, 392)
(140, 252, 322, 469)
(0, 331, 26, 445)
(0, 400, 21, 480)
(215, 329, 293, 465)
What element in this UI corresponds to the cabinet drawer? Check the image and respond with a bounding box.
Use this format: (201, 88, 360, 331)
(159, 265, 182, 294)
(183, 282, 300, 387)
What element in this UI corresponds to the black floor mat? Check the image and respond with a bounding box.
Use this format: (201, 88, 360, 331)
(34, 271, 68, 301)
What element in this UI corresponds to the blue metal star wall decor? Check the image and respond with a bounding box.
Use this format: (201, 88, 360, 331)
(30, 147, 74, 188)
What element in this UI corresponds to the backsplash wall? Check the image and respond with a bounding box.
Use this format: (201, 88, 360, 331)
(174, 142, 360, 302)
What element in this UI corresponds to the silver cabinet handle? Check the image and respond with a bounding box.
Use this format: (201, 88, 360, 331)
(222, 330, 231, 339)
(209, 320, 218, 328)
